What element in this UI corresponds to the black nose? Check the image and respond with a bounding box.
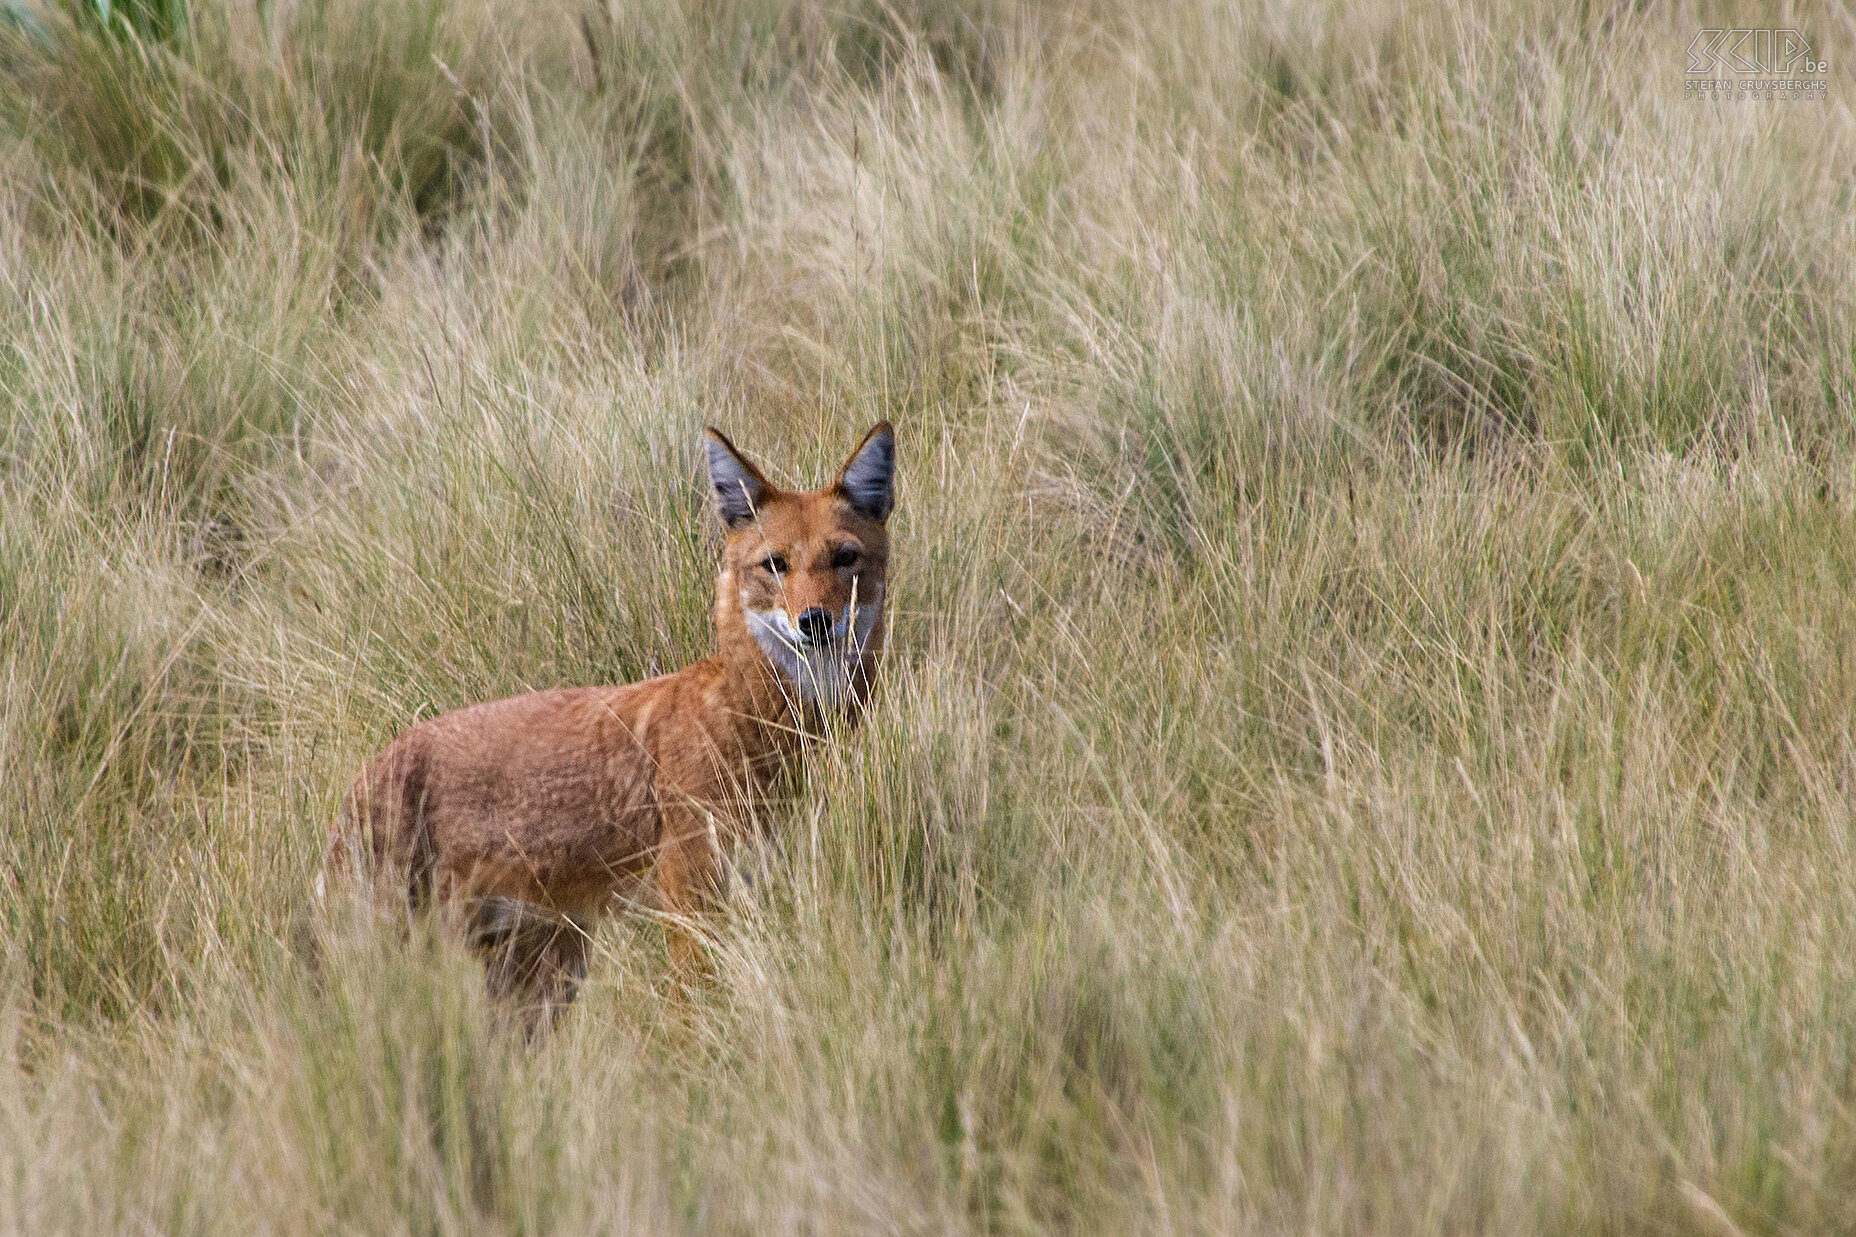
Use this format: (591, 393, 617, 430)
(796, 607, 834, 643)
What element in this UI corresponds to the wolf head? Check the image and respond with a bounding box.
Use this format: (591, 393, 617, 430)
(705, 422, 895, 708)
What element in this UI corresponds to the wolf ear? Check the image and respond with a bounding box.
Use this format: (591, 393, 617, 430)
(705, 428, 772, 529)
(834, 421, 895, 523)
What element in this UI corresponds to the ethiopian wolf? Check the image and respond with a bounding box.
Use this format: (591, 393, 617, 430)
(328, 423, 896, 1022)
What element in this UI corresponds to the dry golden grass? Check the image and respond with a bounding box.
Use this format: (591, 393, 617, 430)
(4, 0, 1856, 1231)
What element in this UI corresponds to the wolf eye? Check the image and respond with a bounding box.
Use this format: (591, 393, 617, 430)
(761, 554, 788, 575)
(830, 546, 860, 570)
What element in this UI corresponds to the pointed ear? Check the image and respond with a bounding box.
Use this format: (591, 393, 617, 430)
(704, 428, 772, 529)
(834, 421, 895, 523)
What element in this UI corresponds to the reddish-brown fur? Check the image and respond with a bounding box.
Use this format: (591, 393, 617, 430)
(328, 423, 895, 1018)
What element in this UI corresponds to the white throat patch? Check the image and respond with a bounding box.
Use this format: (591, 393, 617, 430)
(743, 584, 884, 709)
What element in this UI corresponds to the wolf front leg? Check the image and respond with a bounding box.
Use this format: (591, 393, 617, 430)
(654, 800, 729, 977)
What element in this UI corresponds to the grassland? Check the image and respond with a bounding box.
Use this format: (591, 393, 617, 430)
(3, 0, 1855, 1231)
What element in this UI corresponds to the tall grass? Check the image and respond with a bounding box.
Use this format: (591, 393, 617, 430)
(4, 0, 1856, 1230)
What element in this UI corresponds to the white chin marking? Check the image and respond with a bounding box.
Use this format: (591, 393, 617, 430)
(743, 586, 883, 708)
